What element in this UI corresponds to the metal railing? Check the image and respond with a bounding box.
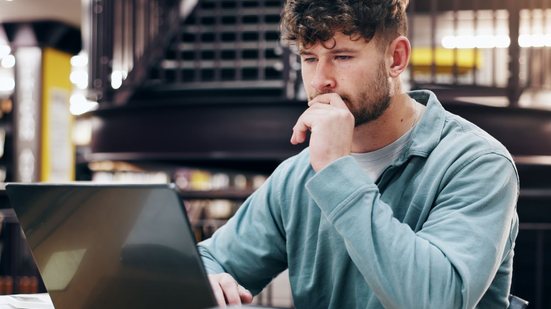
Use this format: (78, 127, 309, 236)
(514, 222, 551, 309)
(84, 0, 182, 105)
(143, 0, 300, 100)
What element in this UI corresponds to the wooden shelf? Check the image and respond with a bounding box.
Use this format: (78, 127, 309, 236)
(88, 100, 307, 175)
(179, 188, 255, 200)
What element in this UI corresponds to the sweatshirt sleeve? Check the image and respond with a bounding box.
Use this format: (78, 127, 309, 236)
(197, 163, 289, 295)
(305, 154, 518, 309)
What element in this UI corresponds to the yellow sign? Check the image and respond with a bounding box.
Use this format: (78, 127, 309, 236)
(41, 48, 75, 181)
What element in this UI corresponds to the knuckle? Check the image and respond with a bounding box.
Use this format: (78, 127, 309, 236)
(220, 273, 231, 279)
(209, 274, 220, 282)
(338, 108, 352, 119)
(334, 109, 349, 119)
(220, 275, 236, 287)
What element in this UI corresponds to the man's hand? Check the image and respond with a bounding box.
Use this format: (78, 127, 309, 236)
(208, 273, 253, 307)
(291, 93, 355, 171)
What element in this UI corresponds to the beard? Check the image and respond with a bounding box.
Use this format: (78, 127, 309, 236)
(343, 61, 392, 126)
(309, 61, 392, 127)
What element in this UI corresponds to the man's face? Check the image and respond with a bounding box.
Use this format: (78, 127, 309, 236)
(299, 32, 391, 126)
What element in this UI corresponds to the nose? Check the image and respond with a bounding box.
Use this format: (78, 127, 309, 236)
(310, 61, 336, 93)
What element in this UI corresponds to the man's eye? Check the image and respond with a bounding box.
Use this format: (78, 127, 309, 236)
(302, 57, 317, 63)
(335, 55, 352, 60)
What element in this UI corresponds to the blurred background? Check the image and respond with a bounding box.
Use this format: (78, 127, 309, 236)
(0, 0, 550, 307)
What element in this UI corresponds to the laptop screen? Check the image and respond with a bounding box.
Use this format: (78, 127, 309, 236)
(6, 183, 217, 309)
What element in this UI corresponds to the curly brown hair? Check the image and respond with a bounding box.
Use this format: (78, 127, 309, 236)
(280, 0, 409, 48)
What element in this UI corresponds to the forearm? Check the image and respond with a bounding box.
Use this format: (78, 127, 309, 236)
(306, 155, 518, 308)
(325, 191, 462, 308)
(197, 239, 227, 274)
(197, 173, 289, 295)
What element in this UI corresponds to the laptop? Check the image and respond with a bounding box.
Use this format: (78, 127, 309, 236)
(5, 183, 220, 309)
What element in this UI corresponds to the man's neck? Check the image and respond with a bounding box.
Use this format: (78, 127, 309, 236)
(351, 93, 419, 153)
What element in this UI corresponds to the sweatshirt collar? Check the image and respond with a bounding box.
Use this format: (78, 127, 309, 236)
(396, 90, 447, 162)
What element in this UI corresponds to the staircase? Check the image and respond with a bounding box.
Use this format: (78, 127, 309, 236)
(142, 0, 300, 101)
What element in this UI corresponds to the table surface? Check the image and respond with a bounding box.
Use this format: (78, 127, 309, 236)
(0, 293, 286, 309)
(0, 293, 53, 309)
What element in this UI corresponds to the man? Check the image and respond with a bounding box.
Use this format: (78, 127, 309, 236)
(198, 0, 519, 308)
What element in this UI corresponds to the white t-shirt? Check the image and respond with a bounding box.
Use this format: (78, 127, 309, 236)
(351, 124, 415, 182)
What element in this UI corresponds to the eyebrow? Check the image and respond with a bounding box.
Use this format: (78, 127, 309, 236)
(298, 50, 315, 56)
(328, 48, 359, 54)
(298, 48, 360, 56)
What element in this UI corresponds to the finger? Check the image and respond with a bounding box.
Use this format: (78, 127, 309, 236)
(209, 277, 227, 307)
(238, 285, 254, 304)
(291, 113, 313, 145)
(219, 275, 242, 305)
(307, 102, 334, 110)
(290, 106, 332, 144)
(307, 94, 331, 107)
(310, 93, 348, 110)
(290, 126, 307, 145)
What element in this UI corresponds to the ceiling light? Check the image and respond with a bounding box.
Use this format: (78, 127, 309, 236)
(0, 45, 10, 59)
(70, 53, 88, 67)
(0, 77, 15, 92)
(110, 71, 124, 89)
(443, 33, 551, 49)
(1, 54, 15, 68)
(70, 93, 99, 116)
(70, 71, 88, 89)
(518, 34, 550, 48)
(442, 35, 510, 49)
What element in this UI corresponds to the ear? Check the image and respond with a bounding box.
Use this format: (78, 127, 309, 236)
(387, 36, 411, 78)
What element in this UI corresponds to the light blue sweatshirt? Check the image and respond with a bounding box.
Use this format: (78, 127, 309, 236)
(198, 90, 519, 309)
